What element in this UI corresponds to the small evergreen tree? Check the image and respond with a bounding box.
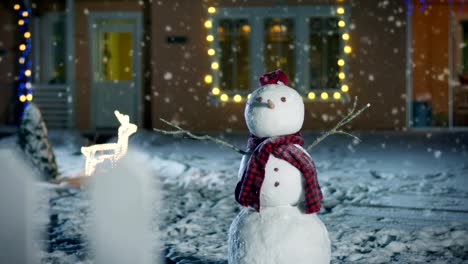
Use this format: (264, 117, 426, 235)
(17, 103, 59, 180)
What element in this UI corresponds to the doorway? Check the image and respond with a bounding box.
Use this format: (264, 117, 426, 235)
(88, 12, 142, 129)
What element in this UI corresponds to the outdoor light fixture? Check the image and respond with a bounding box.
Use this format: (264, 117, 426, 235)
(321, 92, 329, 100)
(212, 87, 220, 95)
(220, 94, 229, 102)
(14, 2, 33, 108)
(81, 111, 137, 176)
(233, 94, 242, 102)
(341, 85, 349, 92)
(308, 92, 316, 100)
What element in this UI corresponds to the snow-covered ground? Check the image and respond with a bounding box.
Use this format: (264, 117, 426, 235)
(1, 130, 467, 263)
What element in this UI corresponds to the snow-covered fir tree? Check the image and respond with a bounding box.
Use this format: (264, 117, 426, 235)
(17, 103, 58, 180)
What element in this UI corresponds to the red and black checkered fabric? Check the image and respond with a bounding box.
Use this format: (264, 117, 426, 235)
(235, 133, 323, 214)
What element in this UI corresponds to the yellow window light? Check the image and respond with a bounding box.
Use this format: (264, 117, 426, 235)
(341, 84, 349, 92)
(337, 59, 345, 66)
(333, 92, 341, 100)
(308, 92, 316, 100)
(321, 92, 329, 100)
(18, 19, 24, 26)
(204, 20, 212, 28)
(212, 87, 220, 95)
(344, 45, 352, 54)
(220, 94, 229, 102)
(26, 94, 33, 101)
(22, 11, 28, 17)
(206, 35, 214, 42)
(24, 32, 31, 38)
(25, 69, 31, 76)
(342, 33, 350, 40)
(233, 94, 242, 102)
(338, 20, 346, 28)
(14, 4, 20, 10)
(208, 7, 216, 14)
(211, 62, 219, 70)
(208, 48, 215, 56)
(339, 72, 345, 80)
(204, 74, 212, 84)
(337, 7, 345, 14)
(19, 44, 26, 51)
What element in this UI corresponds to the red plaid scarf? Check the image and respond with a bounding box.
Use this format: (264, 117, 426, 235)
(235, 133, 323, 214)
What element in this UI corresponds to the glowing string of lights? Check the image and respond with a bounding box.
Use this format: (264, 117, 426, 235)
(204, 5, 352, 103)
(14, 2, 33, 107)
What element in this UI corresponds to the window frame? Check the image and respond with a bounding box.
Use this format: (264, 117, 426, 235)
(206, 5, 351, 103)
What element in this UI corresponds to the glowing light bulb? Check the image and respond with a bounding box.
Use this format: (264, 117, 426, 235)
(337, 7, 345, 14)
(26, 94, 33, 101)
(22, 11, 28, 17)
(344, 45, 352, 54)
(233, 94, 242, 102)
(339, 72, 345, 80)
(242, 25, 251, 33)
(14, 4, 20, 10)
(212, 87, 220, 95)
(204, 74, 212, 84)
(342, 33, 350, 40)
(204, 20, 212, 28)
(308, 92, 316, 100)
(208, 7, 216, 14)
(337, 59, 345, 66)
(321, 92, 328, 100)
(19, 57, 25, 64)
(19, 44, 26, 51)
(208, 48, 215, 56)
(341, 85, 349, 92)
(338, 20, 346, 28)
(18, 19, 24, 26)
(206, 35, 214, 42)
(211, 62, 219, 70)
(25, 69, 31, 76)
(26, 82, 31, 89)
(333, 92, 341, 100)
(220, 94, 229, 102)
(24, 32, 31, 38)
(19, 95, 26, 102)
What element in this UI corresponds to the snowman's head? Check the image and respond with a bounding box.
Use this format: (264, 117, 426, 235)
(244, 70, 304, 138)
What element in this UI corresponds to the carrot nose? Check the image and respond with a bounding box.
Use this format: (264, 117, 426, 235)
(267, 99, 275, 109)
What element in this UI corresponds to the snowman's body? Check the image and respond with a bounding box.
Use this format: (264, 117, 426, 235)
(228, 72, 331, 264)
(228, 147, 331, 264)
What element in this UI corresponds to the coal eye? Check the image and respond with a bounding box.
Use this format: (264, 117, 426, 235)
(281, 97, 286, 102)
(256, 97, 263, 102)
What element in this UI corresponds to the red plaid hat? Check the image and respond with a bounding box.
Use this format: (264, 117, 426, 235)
(259, 69, 288, 86)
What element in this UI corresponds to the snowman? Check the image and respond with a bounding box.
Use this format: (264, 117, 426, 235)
(228, 69, 331, 264)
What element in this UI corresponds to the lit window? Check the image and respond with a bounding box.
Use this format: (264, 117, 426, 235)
(207, 5, 350, 102)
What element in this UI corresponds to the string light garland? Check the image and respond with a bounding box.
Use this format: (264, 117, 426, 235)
(14, 2, 33, 108)
(204, 5, 352, 103)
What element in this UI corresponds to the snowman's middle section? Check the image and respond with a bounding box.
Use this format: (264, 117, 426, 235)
(259, 144, 307, 208)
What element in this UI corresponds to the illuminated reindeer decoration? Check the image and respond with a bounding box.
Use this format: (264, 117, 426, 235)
(81, 111, 138, 176)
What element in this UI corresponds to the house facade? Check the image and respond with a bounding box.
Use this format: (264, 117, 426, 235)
(0, 0, 467, 133)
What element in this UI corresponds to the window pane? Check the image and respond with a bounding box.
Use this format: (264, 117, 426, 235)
(100, 32, 133, 81)
(47, 16, 66, 84)
(218, 19, 250, 91)
(309, 17, 340, 90)
(264, 18, 295, 86)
